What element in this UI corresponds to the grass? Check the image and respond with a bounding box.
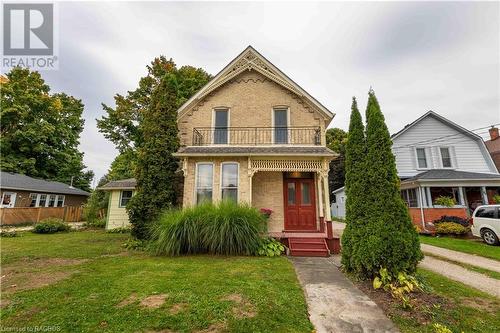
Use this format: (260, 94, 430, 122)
(419, 235, 500, 261)
(390, 269, 500, 333)
(0, 230, 312, 333)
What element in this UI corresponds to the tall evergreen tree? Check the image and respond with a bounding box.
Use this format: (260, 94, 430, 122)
(127, 73, 181, 239)
(341, 97, 367, 272)
(359, 90, 422, 277)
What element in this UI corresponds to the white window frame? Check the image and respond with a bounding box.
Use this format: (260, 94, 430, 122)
(119, 190, 133, 208)
(1, 191, 17, 208)
(194, 162, 215, 204)
(38, 194, 48, 207)
(414, 147, 429, 170)
(271, 106, 291, 145)
(211, 107, 230, 145)
(47, 194, 57, 207)
(56, 195, 65, 207)
(438, 146, 454, 169)
(220, 162, 239, 203)
(29, 193, 38, 207)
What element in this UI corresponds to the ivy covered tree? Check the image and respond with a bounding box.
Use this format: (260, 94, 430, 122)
(127, 73, 181, 239)
(341, 97, 367, 272)
(361, 90, 422, 277)
(0, 68, 93, 191)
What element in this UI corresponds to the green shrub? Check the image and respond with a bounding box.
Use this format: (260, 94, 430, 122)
(433, 196, 456, 207)
(150, 201, 266, 256)
(85, 217, 106, 229)
(1, 231, 19, 237)
(434, 222, 469, 235)
(493, 194, 500, 204)
(33, 218, 71, 234)
(122, 238, 146, 250)
(106, 227, 131, 234)
(433, 215, 469, 227)
(256, 237, 285, 257)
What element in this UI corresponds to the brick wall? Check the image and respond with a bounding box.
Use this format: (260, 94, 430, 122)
(252, 171, 284, 233)
(178, 70, 327, 146)
(408, 207, 468, 227)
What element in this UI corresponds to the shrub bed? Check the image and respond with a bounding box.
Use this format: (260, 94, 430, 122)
(434, 222, 469, 235)
(150, 201, 267, 256)
(33, 218, 71, 234)
(433, 215, 469, 227)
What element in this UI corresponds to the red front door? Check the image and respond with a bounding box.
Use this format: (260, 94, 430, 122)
(284, 178, 317, 231)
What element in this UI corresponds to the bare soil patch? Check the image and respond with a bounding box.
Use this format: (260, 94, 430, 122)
(169, 302, 189, 315)
(220, 293, 256, 319)
(1, 257, 86, 293)
(356, 280, 452, 326)
(461, 297, 499, 314)
(140, 294, 168, 309)
(194, 322, 227, 333)
(116, 293, 138, 308)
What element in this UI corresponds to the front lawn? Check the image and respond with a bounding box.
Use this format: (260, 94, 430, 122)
(0, 230, 313, 332)
(419, 235, 500, 261)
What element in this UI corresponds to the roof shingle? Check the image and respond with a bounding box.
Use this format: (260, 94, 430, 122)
(0, 172, 90, 196)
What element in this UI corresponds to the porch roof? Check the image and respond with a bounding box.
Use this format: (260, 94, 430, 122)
(174, 146, 337, 157)
(405, 169, 500, 181)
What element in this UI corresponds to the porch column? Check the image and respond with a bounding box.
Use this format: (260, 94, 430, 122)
(247, 158, 253, 204)
(457, 186, 465, 206)
(426, 187, 433, 207)
(316, 172, 324, 218)
(322, 172, 331, 221)
(418, 187, 426, 229)
(481, 186, 489, 204)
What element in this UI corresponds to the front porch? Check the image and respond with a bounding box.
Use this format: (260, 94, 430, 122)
(400, 170, 500, 230)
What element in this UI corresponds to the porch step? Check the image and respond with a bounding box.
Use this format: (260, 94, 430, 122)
(289, 237, 329, 257)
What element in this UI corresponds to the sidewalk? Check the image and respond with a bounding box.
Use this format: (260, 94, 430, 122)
(421, 243, 500, 273)
(420, 256, 500, 297)
(291, 256, 398, 333)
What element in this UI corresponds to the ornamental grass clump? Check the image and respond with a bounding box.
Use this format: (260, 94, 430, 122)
(150, 201, 266, 256)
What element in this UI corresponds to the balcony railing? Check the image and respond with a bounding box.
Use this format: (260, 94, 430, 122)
(192, 126, 321, 146)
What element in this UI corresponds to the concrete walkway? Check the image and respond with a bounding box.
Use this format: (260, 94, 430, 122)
(421, 243, 500, 273)
(420, 256, 500, 297)
(290, 257, 398, 333)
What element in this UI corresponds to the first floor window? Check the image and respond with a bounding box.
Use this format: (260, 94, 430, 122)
(440, 147, 452, 168)
(38, 194, 47, 207)
(56, 195, 65, 207)
(48, 194, 57, 207)
(416, 148, 427, 169)
(196, 163, 213, 204)
(221, 163, 238, 202)
(29, 193, 38, 207)
(120, 191, 133, 207)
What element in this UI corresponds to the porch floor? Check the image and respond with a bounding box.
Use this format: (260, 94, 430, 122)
(269, 230, 328, 238)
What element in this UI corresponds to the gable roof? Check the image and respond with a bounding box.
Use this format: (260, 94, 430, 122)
(391, 111, 498, 173)
(99, 178, 137, 191)
(177, 46, 334, 120)
(392, 111, 482, 141)
(0, 172, 90, 196)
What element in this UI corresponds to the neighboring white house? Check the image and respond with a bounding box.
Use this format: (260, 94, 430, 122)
(332, 111, 500, 226)
(331, 186, 346, 219)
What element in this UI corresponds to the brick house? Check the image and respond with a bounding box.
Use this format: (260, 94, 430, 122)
(485, 126, 500, 172)
(172, 46, 339, 256)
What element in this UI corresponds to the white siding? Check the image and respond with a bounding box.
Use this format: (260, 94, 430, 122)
(330, 188, 346, 219)
(106, 190, 131, 229)
(392, 116, 495, 177)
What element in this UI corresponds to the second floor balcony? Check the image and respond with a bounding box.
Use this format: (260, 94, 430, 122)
(192, 126, 321, 146)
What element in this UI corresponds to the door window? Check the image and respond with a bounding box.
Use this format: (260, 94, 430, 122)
(214, 109, 228, 144)
(287, 182, 296, 205)
(301, 183, 311, 205)
(274, 108, 288, 144)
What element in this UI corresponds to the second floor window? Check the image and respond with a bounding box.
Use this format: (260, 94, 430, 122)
(214, 109, 228, 144)
(440, 147, 452, 168)
(416, 148, 427, 169)
(274, 108, 288, 144)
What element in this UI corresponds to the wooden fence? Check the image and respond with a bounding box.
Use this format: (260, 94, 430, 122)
(0, 206, 84, 225)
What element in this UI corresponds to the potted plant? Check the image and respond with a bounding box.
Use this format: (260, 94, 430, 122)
(259, 208, 273, 219)
(433, 196, 456, 208)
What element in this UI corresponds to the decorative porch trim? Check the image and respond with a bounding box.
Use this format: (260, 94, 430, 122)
(250, 159, 324, 172)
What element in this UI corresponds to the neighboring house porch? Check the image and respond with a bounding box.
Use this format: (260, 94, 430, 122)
(400, 169, 500, 229)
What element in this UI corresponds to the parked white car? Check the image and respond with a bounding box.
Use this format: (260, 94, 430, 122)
(471, 204, 500, 246)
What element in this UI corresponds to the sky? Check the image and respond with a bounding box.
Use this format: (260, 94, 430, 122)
(24, 1, 500, 186)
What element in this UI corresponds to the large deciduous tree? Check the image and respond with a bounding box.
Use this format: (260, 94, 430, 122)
(127, 73, 182, 239)
(0, 68, 93, 191)
(326, 128, 348, 194)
